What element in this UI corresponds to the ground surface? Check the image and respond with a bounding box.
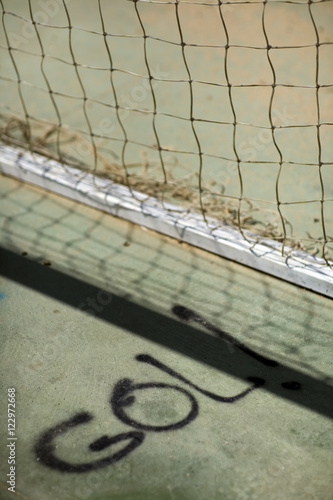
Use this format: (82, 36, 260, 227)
(0, 173, 332, 500)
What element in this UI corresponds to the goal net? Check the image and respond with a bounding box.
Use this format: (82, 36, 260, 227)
(1, 0, 333, 295)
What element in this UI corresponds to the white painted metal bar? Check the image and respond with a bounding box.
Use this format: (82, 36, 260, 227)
(1, 143, 332, 298)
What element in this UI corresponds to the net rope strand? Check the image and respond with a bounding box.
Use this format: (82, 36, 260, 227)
(97, 0, 135, 196)
(27, 0, 63, 166)
(174, 0, 207, 220)
(0, 0, 32, 147)
(217, 2, 247, 242)
(0, 0, 332, 264)
(308, 0, 329, 265)
(61, 0, 99, 175)
(261, 0, 287, 254)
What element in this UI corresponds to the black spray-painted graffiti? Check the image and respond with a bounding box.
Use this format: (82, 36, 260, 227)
(35, 305, 301, 473)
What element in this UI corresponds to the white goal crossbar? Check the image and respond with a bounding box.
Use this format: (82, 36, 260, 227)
(1, 143, 332, 298)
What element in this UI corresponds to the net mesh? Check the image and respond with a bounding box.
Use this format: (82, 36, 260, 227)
(0, 0, 332, 263)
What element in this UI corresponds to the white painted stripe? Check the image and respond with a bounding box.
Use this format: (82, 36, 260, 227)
(1, 143, 332, 298)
